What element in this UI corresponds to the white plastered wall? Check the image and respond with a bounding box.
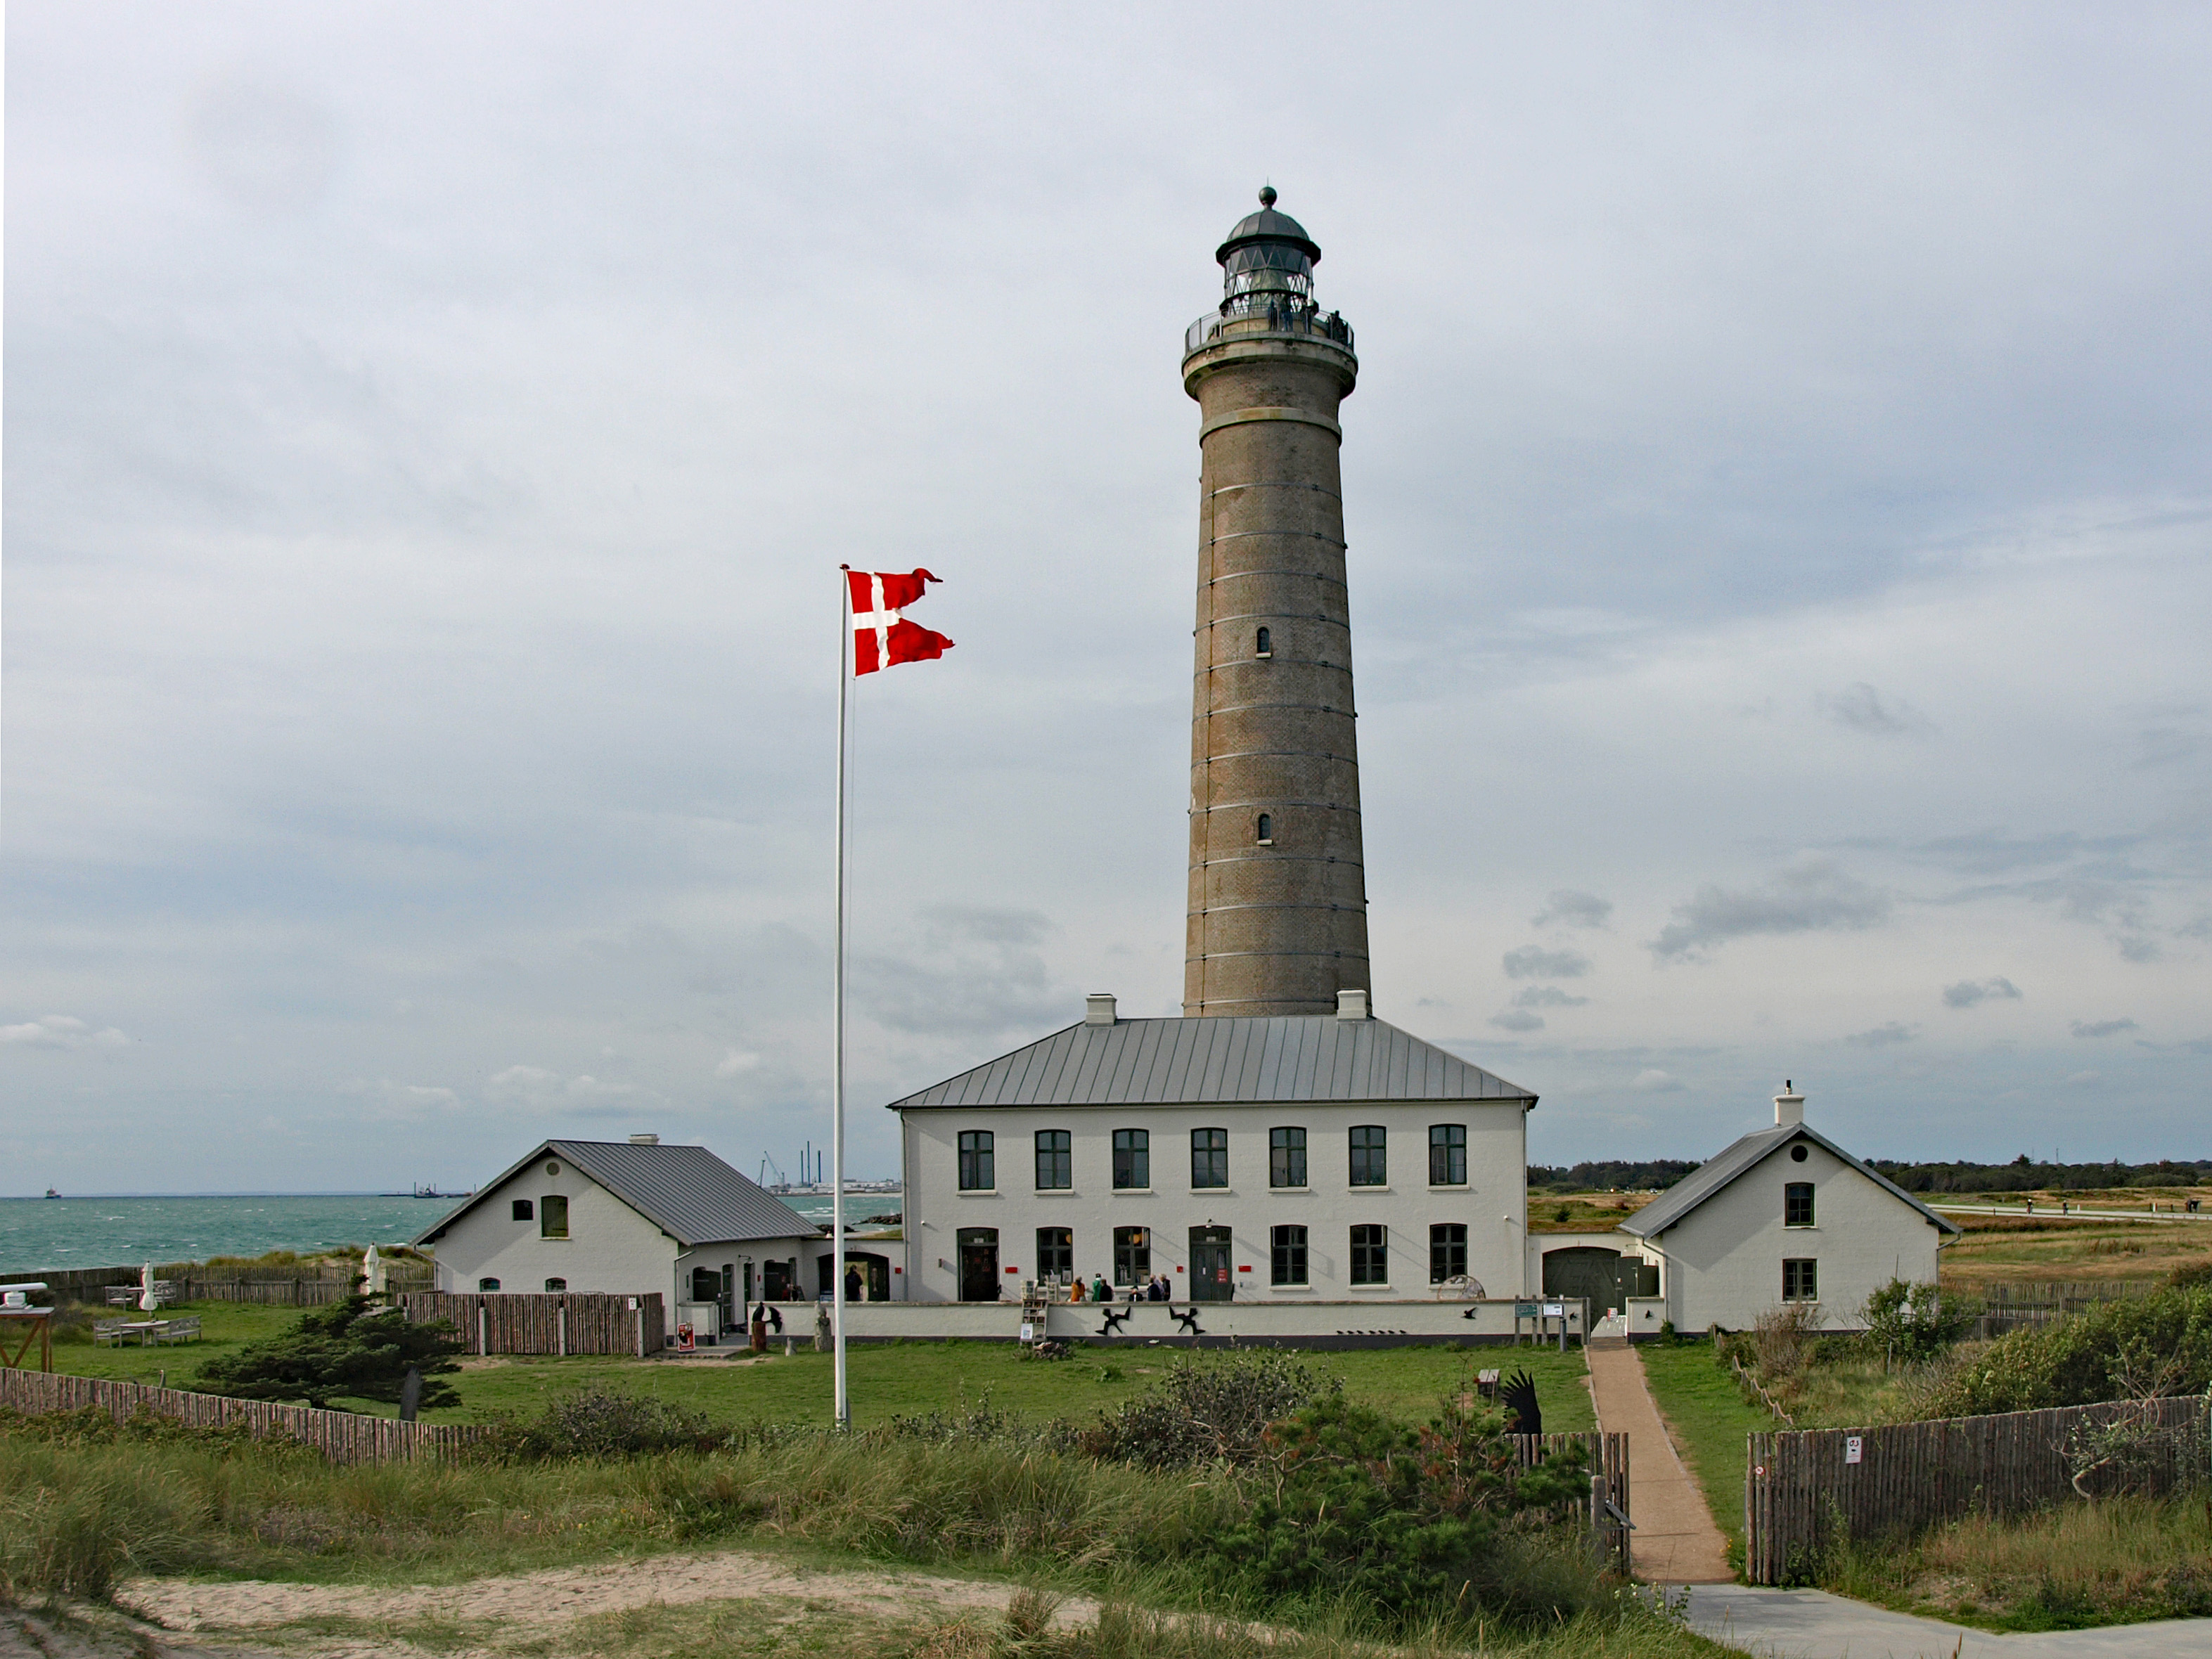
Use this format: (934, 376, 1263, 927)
(1641, 1135, 1944, 1332)
(899, 1098, 1529, 1303)
(429, 1161, 677, 1309)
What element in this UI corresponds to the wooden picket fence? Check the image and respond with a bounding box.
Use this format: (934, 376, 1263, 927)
(400, 1291, 664, 1357)
(1745, 1395, 2210, 1583)
(0, 1369, 489, 1464)
(1507, 1431, 1631, 1571)
(1971, 1280, 2159, 1339)
(0, 1263, 435, 1308)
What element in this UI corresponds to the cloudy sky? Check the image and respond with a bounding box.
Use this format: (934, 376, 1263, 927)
(6, 5, 2208, 1194)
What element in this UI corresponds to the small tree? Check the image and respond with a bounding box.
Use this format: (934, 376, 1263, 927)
(1860, 1278, 1974, 1364)
(197, 1291, 466, 1410)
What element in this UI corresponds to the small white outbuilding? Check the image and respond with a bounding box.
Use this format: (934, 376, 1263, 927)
(1615, 1085, 1960, 1335)
(413, 1136, 832, 1337)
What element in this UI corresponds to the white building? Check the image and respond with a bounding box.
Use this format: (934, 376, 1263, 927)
(1614, 1086, 1960, 1334)
(413, 1136, 837, 1336)
(889, 993, 1537, 1304)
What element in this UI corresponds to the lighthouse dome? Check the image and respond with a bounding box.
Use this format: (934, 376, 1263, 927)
(1216, 187, 1321, 302)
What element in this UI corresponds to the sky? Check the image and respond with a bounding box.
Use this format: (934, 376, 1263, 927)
(5, 4, 2208, 1195)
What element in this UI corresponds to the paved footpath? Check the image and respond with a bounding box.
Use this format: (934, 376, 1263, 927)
(1585, 1340, 1733, 1582)
(1673, 1582, 2212, 1657)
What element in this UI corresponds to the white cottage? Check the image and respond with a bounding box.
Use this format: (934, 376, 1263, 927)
(1615, 1085, 1960, 1334)
(413, 1135, 835, 1337)
(889, 993, 1538, 1304)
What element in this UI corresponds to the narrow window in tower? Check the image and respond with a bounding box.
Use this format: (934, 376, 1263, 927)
(1256, 814, 1273, 845)
(1256, 626, 1272, 658)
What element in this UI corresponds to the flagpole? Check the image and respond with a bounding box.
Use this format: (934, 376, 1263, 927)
(831, 567, 851, 1430)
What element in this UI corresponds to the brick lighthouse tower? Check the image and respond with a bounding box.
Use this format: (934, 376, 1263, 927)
(1182, 190, 1369, 1017)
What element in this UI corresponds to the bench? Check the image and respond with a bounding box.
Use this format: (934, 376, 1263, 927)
(103, 1282, 176, 1308)
(157, 1316, 202, 1345)
(92, 1318, 133, 1347)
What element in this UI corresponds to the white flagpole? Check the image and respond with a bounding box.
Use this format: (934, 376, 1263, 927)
(832, 568, 851, 1429)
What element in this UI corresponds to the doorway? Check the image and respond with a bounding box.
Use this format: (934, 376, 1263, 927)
(958, 1228, 1001, 1300)
(1542, 1246, 1623, 1313)
(1188, 1226, 1234, 1300)
(762, 1258, 796, 1300)
(819, 1252, 892, 1300)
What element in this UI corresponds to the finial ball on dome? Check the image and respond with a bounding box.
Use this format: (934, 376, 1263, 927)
(1258, 185, 1277, 207)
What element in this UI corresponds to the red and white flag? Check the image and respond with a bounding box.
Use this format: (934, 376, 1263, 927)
(846, 567, 954, 675)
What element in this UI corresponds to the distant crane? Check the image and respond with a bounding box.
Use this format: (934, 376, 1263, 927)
(759, 1153, 788, 1189)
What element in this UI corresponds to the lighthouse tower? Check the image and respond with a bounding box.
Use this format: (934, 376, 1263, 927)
(1182, 191, 1369, 1017)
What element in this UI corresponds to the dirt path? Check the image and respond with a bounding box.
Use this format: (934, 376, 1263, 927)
(1586, 1343, 1733, 1583)
(119, 1547, 1098, 1646)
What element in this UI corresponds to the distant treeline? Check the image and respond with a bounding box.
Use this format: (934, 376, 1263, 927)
(1868, 1156, 2212, 1193)
(1527, 1160, 1702, 1192)
(1528, 1154, 2212, 1195)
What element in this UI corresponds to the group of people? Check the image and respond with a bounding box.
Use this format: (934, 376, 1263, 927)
(1065, 1273, 1172, 1304)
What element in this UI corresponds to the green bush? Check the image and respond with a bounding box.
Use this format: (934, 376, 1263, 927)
(1201, 1393, 1594, 1620)
(1861, 1279, 1978, 1363)
(1921, 1284, 2212, 1416)
(195, 1293, 466, 1411)
(1081, 1352, 1334, 1469)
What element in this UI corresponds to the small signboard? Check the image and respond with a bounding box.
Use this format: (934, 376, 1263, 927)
(1515, 1301, 1538, 1318)
(1845, 1435, 1863, 1466)
(1541, 1302, 1565, 1319)
(1019, 1322, 1036, 1343)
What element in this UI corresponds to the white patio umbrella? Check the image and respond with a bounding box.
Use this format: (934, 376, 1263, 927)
(362, 1244, 386, 1296)
(139, 1261, 158, 1312)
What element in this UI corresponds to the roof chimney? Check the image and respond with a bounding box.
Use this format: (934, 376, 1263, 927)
(1336, 988, 1370, 1021)
(629, 1132, 660, 1145)
(1084, 993, 1117, 1026)
(1774, 1081, 1804, 1128)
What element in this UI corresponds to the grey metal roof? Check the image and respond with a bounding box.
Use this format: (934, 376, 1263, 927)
(1619, 1123, 1960, 1241)
(413, 1140, 817, 1250)
(885, 1016, 1535, 1111)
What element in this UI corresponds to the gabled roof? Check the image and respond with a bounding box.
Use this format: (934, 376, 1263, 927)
(885, 1016, 1535, 1110)
(413, 1140, 817, 1250)
(1619, 1122, 1961, 1241)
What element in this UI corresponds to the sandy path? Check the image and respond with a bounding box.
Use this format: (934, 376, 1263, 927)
(119, 1547, 1098, 1641)
(1585, 1344, 1732, 1584)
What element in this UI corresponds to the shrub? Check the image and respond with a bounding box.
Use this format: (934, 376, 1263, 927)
(1919, 1284, 2212, 1416)
(1201, 1393, 1593, 1620)
(499, 1386, 731, 1458)
(1860, 1279, 1976, 1362)
(1751, 1303, 1822, 1379)
(1081, 1351, 1333, 1468)
(195, 1293, 466, 1411)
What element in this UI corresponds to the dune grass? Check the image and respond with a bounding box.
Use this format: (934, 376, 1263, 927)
(1823, 1492, 2212, 1631)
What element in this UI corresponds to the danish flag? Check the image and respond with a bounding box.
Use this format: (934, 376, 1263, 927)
(845, 567, 954, 676)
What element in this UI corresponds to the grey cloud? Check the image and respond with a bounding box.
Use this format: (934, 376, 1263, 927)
(919, 905, 1056, 950)
(2117, 935, 2162, 963)
(1650, 858, 1890, 961)
(1943, 977, 2023, 1008)
(1825, 683, 1933, 737)
(1531, 890, 1613, 929)
(1490, 1009, 1546, 1033)
(2071, 1018, 2139, 1038)
(1846, 1022, 1917, 1048)
(1908, 831, 2140, 876)
(1630, 1068, 1685, 1092)
(0, 1014, 131, 1050)
(1503, 945, 1593, 979)
(1515, 986, 1590, 1009)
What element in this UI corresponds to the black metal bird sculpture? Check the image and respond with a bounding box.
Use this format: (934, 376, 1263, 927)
(1172, 1307, 1204, 1335)
(1500, 1368, 1542, 1435)
(1097, 1306, 1130, 1336)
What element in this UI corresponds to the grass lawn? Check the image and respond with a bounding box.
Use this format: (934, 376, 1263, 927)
(1633, 1343, 1775, 1563)
(51, 1302, 1595, 1433)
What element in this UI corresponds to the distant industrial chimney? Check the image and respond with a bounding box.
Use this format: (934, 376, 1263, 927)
(629, 1132, 660, 1144)
(1774, 1082, 1804, 1128)
(1085, 993, 1118, 1026)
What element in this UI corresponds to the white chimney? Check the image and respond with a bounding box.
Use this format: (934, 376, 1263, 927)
(1084, 993, 1117, 1026)
(629, 1132, 660, 1144)
(1336, 988, 1370, 1021)
(1774, 1081, 1804, 1128)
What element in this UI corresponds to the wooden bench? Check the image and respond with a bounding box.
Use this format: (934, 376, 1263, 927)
(157, 1316, 202, 1345)
(92, 1318, 133, 1347)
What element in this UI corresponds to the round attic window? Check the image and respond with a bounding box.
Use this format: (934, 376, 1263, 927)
(545, 1160, 562, 1176)
(1790, 1144, 1808, 1163)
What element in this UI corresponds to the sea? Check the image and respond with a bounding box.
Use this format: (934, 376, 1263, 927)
(0, 1189, 900, 1273)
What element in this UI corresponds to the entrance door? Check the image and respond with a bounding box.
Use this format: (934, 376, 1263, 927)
(1542, 1246, 1622, 1313)
(763, 1258, 794, 1300)
(1189, 1226, 1234, 1301)
(958, 1228, 1001, 1301)
(821, 1253, 892, 1299)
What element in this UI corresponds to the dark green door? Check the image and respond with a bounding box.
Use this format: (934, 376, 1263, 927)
(1189, 1227, 1234, 1300)
(1541, 1246, 1621, 1312)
